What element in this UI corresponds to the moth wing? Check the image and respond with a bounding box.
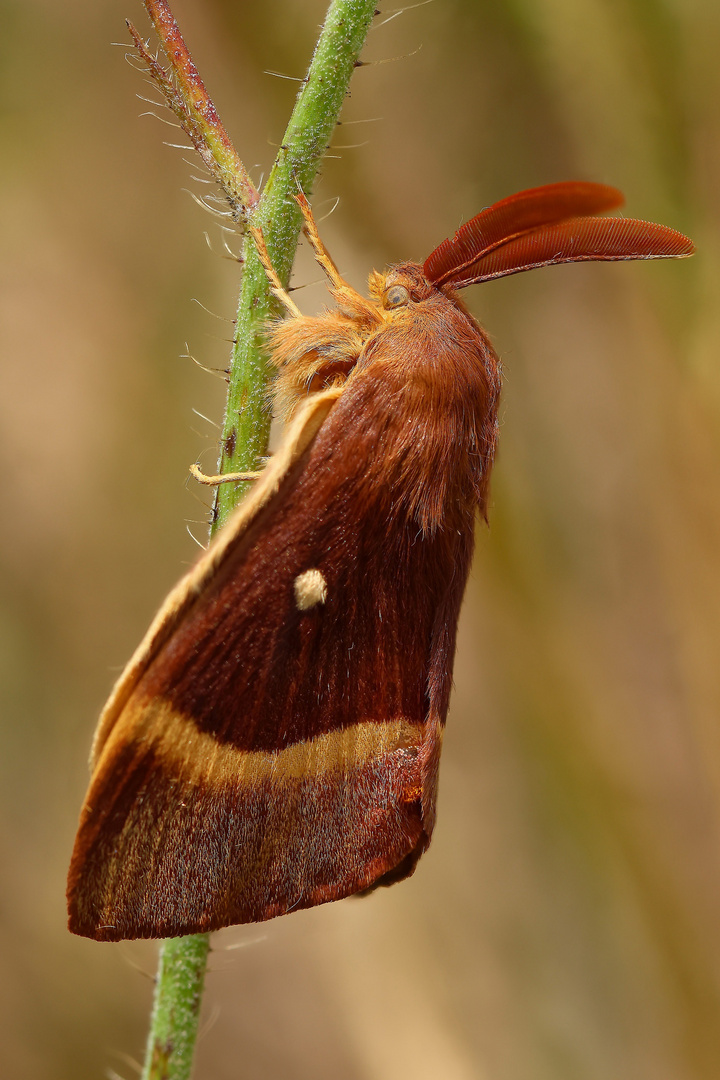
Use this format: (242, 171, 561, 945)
(89, 389, 340, 767)
(424, 181, 624, 285)
(67, 373, 462, 941)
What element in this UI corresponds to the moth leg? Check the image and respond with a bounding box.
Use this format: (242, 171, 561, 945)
(248, 225, 302, 318)
(190, 463, 263, 486)
(295, 191, 350, 292)
(295, 193, 382, 323)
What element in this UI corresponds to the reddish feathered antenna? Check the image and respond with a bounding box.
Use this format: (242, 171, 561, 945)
(424, 181, 694, 288)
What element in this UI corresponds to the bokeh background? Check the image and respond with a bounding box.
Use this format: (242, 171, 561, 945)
(2, 0, 719, 1077)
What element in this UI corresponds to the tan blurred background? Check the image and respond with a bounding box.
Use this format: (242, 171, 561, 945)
(1, 0, 719, 1077)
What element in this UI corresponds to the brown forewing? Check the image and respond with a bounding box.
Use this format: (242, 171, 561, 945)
(67, 307, 495, 940)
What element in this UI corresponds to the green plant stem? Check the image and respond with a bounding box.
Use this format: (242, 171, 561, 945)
(140, 934, 210, 1080)
(213, 0, 379, 531)
(139, 2, 378, 1079)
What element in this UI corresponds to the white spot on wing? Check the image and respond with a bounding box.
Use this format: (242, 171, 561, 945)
(294, 568, 327, 611)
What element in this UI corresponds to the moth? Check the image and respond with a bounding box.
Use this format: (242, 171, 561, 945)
(67, 182, 693, 940)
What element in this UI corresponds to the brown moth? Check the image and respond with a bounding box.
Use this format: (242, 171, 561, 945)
(67, 183, 693, 940)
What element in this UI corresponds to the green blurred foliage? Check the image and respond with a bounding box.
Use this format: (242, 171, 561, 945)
(0, 0, 718, 1078)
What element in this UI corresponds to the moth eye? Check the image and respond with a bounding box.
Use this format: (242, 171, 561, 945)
(382, 285, 410, 309)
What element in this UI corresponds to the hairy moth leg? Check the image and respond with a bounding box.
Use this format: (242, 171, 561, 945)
(295, 191, 350, 292)
(248, 193, 378, 420)
(295, 192, 383, 324)
(190, 463, 263, 485)
(248, 224, 302, 318)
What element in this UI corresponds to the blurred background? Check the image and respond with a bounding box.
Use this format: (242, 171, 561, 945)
(1, 0, 719, 1077)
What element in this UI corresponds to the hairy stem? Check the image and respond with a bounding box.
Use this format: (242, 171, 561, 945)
(213, 0, 379, 530)
(138, 1, 378, 1078)
(128, 0, 259, 216)
(141, 935, 210, 1080)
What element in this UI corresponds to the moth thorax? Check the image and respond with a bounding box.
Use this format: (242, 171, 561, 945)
(294, 569, 328, 611)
